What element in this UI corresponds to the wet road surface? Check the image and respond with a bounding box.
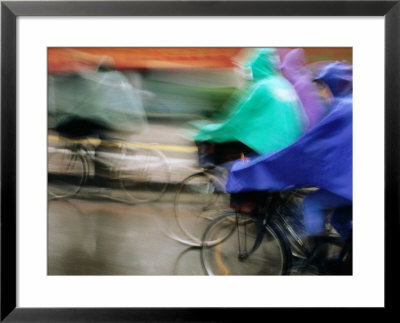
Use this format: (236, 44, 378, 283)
(48, 198, 205, 275)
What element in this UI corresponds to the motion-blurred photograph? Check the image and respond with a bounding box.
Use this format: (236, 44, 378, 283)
(48, 47, 352, 275)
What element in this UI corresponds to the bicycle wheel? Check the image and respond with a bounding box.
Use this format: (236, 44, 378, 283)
(48, 147, 86, 199)
(119, 146, 170, 203)
(201, 211, 291, 275)
(174, 172, 230, 245)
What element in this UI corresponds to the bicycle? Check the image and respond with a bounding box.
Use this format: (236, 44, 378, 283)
(173, 140, 257, 247)
(200, 190, 352, 275)
(173, 165, 231, 246)
(48, 134, 170, 203)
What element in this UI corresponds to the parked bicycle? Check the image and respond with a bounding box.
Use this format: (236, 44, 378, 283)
(48, 134, 170, 203)
(200, 190, 352, 275)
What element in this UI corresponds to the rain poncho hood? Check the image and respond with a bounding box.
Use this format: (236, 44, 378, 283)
(195, 48, 307, 155)
(226, 62, 353, 200)
(48, 69, 147, 133)
(281, 48, 327, 130)
(248, 48, 280, 81)
(313, 61, 352, 98)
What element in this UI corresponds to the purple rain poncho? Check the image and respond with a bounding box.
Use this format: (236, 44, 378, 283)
(226, 62, 353, 201)
(280, 48, 328, 130)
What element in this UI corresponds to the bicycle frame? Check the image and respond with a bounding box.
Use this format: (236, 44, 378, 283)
(232, 191, 312, 261)
(235, 213, 266, 261)
(73, 142, 126, 180)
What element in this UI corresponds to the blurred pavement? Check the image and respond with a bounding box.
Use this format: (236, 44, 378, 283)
(48, 198, 205, 275)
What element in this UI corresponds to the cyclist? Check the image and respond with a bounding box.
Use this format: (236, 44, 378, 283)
(194, 48, 308, 170)
(225, 62, 353, 273)
(49, 54, 147, 185)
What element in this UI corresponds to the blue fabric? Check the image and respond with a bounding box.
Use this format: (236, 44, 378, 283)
(303, 190, 352, 237)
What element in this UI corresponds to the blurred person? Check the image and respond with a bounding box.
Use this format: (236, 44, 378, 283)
(280, 48, 328, 130)
(49, 56, 147, 184)
(226, 62, 353, 273)
(194, 48, 308, 167)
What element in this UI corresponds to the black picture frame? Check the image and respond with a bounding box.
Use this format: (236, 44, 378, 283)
(1, 1, 399, 321)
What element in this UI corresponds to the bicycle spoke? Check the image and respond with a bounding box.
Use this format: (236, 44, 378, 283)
(201, 212, 291, 275)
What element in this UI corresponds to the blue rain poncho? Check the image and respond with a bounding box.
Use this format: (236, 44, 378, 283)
(226, 62, 353, 201)
(195, 48, 308, 155)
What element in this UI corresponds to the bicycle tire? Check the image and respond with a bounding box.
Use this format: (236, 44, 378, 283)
(119, 146, 170, 203)
(201, 211, 292, 275)
(174, 172, 230, 245)
(48, 147, 87, 199)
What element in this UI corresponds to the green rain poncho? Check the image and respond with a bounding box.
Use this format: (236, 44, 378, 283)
(195, 48, 307, 154)
(48, 69, 147, 133)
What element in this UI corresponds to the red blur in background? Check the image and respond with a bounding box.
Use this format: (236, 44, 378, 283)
(48, 47, 352, 73)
